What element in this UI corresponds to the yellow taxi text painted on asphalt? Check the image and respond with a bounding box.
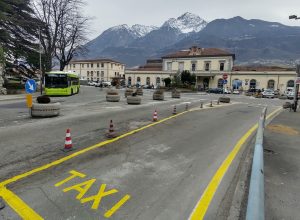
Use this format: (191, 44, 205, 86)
(54, 170, 130, 218)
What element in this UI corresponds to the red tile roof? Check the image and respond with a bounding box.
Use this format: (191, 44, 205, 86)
(162, 47, 235, 59)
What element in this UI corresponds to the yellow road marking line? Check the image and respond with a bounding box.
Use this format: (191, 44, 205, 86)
(0, 103, 236, 188)
(188, 107, 282, 220)
(104, 194, 131, 218)
(0, 187, 43, 220)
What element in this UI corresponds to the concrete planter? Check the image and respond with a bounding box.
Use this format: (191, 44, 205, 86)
(136, 88, 143, 96)
(106, 94, 120, 102)
(153, 90, 164, 100)
(171, 90, 181, 98)
(31, 102, 60, 117)
(218, 96, 230, 103)
(283, 102, 292, 109)
(125, 89, 134, 97)
(127, 96, 141, 105)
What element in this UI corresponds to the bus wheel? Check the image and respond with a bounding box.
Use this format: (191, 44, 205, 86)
(77, 88, 79, 94)
(71, 89, 73, 95)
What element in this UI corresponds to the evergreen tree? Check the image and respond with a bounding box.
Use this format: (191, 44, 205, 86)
(0, 0, 40, 69)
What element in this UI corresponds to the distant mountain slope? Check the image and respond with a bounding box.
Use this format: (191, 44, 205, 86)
(79, 14, 300, 67)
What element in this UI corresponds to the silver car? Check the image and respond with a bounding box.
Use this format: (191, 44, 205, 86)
(262, 89, 275, 98)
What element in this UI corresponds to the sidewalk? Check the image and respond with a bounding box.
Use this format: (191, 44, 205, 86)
(264, 110, 300, 219)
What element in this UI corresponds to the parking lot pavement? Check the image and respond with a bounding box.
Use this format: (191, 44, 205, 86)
(0, 104, 279, 220)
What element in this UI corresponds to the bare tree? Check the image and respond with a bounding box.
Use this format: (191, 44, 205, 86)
(32, 0, 89, 71)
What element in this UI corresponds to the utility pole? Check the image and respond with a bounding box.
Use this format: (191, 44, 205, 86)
(289, 15, 300, 112)
(39, 26, 43, 95)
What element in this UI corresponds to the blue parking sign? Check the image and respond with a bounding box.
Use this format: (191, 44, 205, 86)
(223, 79, 228, 84)
(25, 79, 37, 94)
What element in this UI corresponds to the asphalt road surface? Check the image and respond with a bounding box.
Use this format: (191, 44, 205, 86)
(0, 86, 284, 219)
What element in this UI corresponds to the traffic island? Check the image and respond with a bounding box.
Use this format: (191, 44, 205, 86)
(106, 89, 120, 102)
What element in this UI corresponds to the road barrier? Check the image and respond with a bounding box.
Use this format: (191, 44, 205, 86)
(153, 110, 158, 122)
(246, 107, 267, 220)
(173, 105, 177, 115)
(106, 120, 117, 138)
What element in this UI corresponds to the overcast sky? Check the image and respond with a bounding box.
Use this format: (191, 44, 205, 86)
(83, 0, 300, 39)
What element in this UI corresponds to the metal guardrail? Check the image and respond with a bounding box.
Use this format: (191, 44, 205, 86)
(246, 107, 267, 220)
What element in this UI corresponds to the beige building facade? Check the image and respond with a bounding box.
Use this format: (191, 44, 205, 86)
(125, 46, 297, 92)
(64, 59, 125, 82)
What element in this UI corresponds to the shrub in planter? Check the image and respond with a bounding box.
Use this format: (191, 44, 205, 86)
(37, 95, 51, 104)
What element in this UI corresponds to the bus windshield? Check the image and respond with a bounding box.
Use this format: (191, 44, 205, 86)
(45, 74, 68, 88)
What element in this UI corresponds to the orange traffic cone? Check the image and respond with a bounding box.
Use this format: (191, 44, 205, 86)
(173, 105, 177, 115)
(63, 128, 73, 151)
(153, 110, 158, 122)
(106, 120, 117, 138)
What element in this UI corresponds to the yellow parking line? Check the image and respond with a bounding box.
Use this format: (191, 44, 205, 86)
(188, 107, 282, 220)
(0, 187, 43, 220)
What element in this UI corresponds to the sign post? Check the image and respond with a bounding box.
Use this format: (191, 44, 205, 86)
(222, 74, 228, 95)
(25, 79, 37, 115)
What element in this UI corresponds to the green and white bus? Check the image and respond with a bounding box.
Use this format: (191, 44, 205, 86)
(45, 71, 80, 96)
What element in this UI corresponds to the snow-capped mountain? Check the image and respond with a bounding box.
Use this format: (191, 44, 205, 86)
(131, 24, 159, 37)
(162, 12, 207, 33)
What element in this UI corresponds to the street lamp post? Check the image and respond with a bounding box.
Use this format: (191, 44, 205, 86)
(289, 15, 300, 112)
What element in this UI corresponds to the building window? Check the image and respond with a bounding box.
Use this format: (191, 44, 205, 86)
(267, 80, 275, 89)
(91, 63, 93, 68)
(87, 71, 89, 77)
(91, 71, 93, 77)
(191, 63, 196, 71)
(97, 63, 99, 68)
(220, 62, 225, 71)
(97, 71, 99, 77)
(82, 64, 84, 68)
(137, 77, 141, 85)
(205, 62, 210, 71)
(128, 77, 132, 85)
(87, 78, 89, 81)
(287, 80, 294, 88)
(97, 78, 99, 82)
(115, 72, 117, 76)
(167, 62, 172, 71)
(101, 71, 104, 77)
(111, 64, 113, 68)
(179, 62, 184, 72)
(87, 63, 89, 68)
(73, 64, 75, 68)
(146, 77, 150, 85)
(101, 63, 104, 68)
(250, 79, 257, 89)
(156, 77, 161, 85)
(217, 78, 223, 88)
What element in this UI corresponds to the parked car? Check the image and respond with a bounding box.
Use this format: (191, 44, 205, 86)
(88, 81, 97, 86)
(286, 90, 300, 99)
(232, 89, 240, 94)
(102, 81, 111, 87)
(206, 88, 223, 94)
(262, 89, 275, 98)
